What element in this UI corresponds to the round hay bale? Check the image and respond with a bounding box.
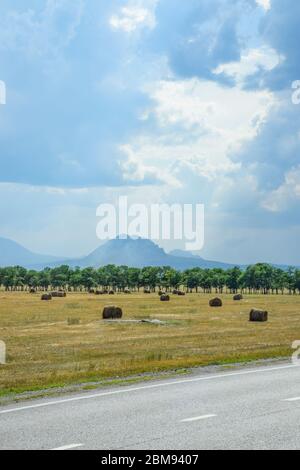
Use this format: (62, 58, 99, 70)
(144, 289, 151, 294)
(209, 297, 222, 307)
(178, 291, 186, 296)
(233, 294, 243, 301)
(249, 309, 268, 322)
(95, 290, 103, 295)
(51, 291, 66, 298)
(102, 305, 123, 320)
(172, 289, 179, 295)
(109, 290, 115, 295)
(160, 294, 170, 302)
(124, 289, 131, 294)
(29, 288, 36, 294)
(41, 293, 52, 301)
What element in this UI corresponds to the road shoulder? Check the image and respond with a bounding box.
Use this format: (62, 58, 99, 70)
(0, 356, 291, 408)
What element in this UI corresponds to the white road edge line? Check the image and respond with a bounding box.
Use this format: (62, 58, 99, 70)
(51, 443, 83, 451)
(283, 397, 300, 402)
(181, 414, 216, 423)
(0, 364, 297, 415)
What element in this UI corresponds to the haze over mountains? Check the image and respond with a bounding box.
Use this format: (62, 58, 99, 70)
(0, 236, 293, 271)
(78, 238, 235, 270)
(0, 236, 236, 270)
(0, 237, 63, 268)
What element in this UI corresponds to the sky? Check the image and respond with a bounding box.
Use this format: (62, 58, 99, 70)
(0, 0, 300, 264)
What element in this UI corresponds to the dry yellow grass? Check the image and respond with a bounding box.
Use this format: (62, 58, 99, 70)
(0, 291, 299, 395)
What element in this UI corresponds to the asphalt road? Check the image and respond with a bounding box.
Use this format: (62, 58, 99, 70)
(1, 363, 300, 450)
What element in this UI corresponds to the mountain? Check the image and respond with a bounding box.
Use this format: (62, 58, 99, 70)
(170, 249, 201, 259)
(0, 237, 63, 268)
(81, 237, 169, 268)
(0, 236, 295, 271)
(169, 249, 236, 269)
(65, 238, 236, 270)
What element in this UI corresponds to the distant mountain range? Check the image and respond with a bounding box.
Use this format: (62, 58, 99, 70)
(0, 237, 63, 268)
(77, 238, 236, 270)
(0, 236, 295, 271)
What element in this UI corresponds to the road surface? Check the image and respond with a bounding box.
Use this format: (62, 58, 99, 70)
(1, 363, 300, 450)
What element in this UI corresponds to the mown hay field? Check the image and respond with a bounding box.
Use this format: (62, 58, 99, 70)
(0, 291, 299, 395)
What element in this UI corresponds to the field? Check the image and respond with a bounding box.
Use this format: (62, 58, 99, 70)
(0, 291, 299, 397)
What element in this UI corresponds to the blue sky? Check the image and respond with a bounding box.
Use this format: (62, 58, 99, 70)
(0, 0, 300, 264)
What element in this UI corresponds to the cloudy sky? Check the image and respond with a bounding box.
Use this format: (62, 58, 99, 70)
(0, 0, 300, 264)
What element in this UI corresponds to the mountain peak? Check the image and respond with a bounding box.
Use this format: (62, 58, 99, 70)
(1, 235, 293, 271)
(0, 237, 61, 268)
(84, 237, 167, 268)
(0, 236, 234, 270)
(73, 238, 234, 270)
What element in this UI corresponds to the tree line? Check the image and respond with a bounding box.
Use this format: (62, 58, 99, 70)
(1, 263, 300, 294)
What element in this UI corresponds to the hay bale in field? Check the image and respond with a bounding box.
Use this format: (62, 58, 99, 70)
(160, 294, 170, 302)
(144, 289, 151, 294)
(89, 289, 95, 294)
(51, 291, 66, 298)
(102, 305, 123, 320)
(109, 290, 115, 295)
(249, 309, 268, 322)
(29, 288, 36, 294)
(209, 297, 222, 307)
(178, 291, 186, 296)
(95, 290, 103, 295)
(124, 289, 131, 294)
(41, 293, 52, 301)
(233, 294, 243, 301)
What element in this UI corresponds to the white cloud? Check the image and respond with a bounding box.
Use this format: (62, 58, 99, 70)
(110, 3, 156, 33)
(262, 166, 300, 212)
(214, 46, 283, 84)
(147, 79, 274, 136)
(119, 144, 180, 186)
(256, 0, 271, 11)
(0, 0, 85, 56)
(124, 78, 275, 181)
